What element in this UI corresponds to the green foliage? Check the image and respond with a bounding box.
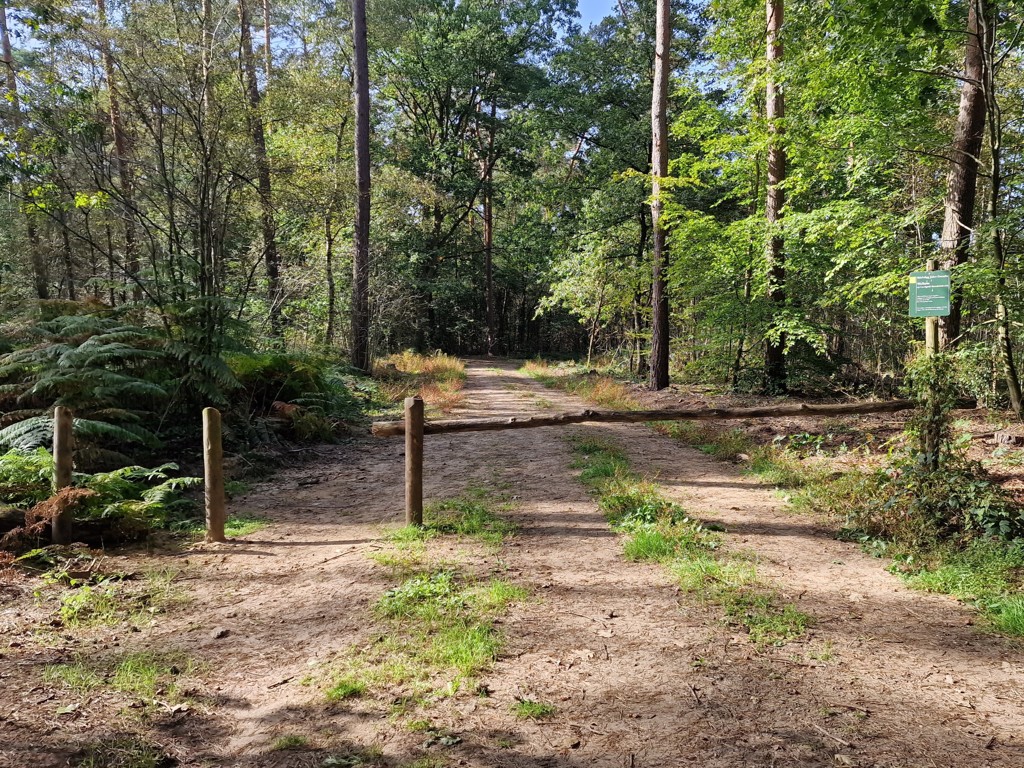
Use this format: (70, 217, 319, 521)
(0, 447, 53, 506)
(0, 448, 199, 547)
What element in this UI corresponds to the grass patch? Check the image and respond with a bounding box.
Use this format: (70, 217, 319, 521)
(374, 351, 467, 416)
(384, 488, 516, 548)
(58, 581, 123, 627)
(224, 515, 268, 537)
(511, 698, 556, 719)
(73, 737, 172, 768)
(52, 568, 190, 630)
(720, 590, 812, 647)
(569, 433, 810, 648)
(44, 650, 196, 703)
(327, 569, 528, 701)
(271, 734, 310, 751)
(326, 675, 366, 701)
(521, 360, 637, 410)
(896, 539, 1024, 637)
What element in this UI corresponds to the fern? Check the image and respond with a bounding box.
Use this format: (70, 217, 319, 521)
(0, 416, 52, 451)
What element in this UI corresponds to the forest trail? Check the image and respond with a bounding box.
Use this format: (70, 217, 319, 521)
(8, 360, 1023, 767)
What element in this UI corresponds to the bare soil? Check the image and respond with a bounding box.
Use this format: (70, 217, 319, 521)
(2, 359, 1022, 767)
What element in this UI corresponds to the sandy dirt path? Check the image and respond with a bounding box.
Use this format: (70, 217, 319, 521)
(3, 359, 1022, 768)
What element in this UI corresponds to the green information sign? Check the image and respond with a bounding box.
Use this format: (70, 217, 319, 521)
(909, 270, 951, 317)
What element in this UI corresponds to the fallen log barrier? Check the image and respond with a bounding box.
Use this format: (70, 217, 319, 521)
(371, 399, 916, 438)
(376, 398, 917, 526)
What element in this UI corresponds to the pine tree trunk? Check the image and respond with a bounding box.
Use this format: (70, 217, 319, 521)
(764, 0, 787, 393)
(0, 1, 47, 300)
(350, 0, 372, 372)
(96, 0, 140, 302)
(648, 0, 671, 391)
(237, 0, 282, 340)
(938, 0, 987, 349)
(483, 99, 496, 355)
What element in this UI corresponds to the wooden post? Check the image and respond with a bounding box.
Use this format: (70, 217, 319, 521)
(925, 259, 939, 355)
(924, 258, 941, 470)
(203, 407, 226, 543)
(51, 406, 74, 545)
(405, 396, 424, 526)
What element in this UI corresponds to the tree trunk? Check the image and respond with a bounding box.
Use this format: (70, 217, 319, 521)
(325, 210, 337, 345)
(483, 99, 496, 355)
(938, 0, 987, 349)
(978, 3, 1022, 416)
(0, 0, 47, 300)
(764, 0, 787, 393)
(350, 0, 372, 372)
(237, 0, 282, 340)
(648, 0, 671, 391)
(96, 0, 140, 302)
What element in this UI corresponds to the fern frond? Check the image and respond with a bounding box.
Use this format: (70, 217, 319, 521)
(0, 416, 52, 450)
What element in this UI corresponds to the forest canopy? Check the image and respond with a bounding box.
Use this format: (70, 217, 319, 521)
(0, 0, 1021, 405)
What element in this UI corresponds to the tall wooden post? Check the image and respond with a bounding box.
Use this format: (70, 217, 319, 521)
(203, 407, 226, 543)
(405, 396, 424, 526)
(925, 259, 939, 355)
(51, 406, 74, 545)
(924, 259, 941, 470)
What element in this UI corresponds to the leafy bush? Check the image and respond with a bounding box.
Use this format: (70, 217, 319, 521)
(227, 353, 363, 439)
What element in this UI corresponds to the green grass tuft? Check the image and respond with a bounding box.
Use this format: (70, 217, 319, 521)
(326, 676, 366, 702)
(512, 698, 557, 720)
(271, 734, 309, 751)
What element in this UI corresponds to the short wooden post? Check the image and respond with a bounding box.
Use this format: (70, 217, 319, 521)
(203, 407, 226, 543)
(51, 406, 74, 545)
(405, 396, 424, 526)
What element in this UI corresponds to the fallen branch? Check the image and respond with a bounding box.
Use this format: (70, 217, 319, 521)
(371, 399, 916, 437)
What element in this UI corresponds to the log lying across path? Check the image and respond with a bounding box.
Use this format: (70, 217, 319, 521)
(371, 399, 916, 437)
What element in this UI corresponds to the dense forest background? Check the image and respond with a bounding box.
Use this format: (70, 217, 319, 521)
(0, 0, 1022, 414)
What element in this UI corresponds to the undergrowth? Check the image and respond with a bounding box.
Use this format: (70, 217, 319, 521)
(373, 351, 467, 417)
(520, 359, 636, 410)
(569, 435, 811, 647)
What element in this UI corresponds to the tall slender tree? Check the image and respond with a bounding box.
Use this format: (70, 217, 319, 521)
(95, 0, 140, 301)
(350, 0, 371, 372)
(237, 0, 282, 339)
(649, 0, 670, 391)
(0, 0, 47, 300)
(764, 0, 786, 393)
(939, 0, 987, 349)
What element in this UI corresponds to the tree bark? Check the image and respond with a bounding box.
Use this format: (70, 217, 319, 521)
(938, 0, 987, 349)
(648, 0, 671, 391)
(96, 0, 140, 302)
(764, 0, 787, 393)
(978, 3, 1022, 416)
(483, 99, 497, 355)
(0, 1, 47, 300)
(350, 0, 372, 372)
(237, 0, 282, 340)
